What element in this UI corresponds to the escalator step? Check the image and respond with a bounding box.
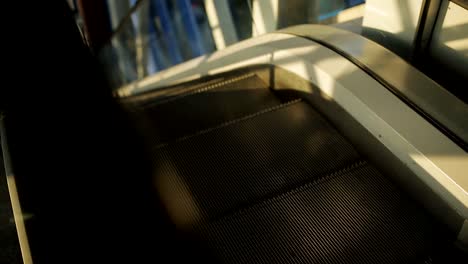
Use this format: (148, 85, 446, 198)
(140, 74, 288, 145)
(195, 163, 447, 264)
(122, 69, 262, 106)
(153, 100, 360, 222)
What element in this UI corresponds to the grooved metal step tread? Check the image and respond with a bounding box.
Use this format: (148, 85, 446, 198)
(153, 100, 361, 222)
(195, 163, 447, 264)
(140, 74, 288, 145)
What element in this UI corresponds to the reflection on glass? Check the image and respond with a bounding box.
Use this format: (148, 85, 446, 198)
(101, 0, 365, 89)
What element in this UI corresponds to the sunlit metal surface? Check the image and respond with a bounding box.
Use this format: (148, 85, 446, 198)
(281, 24, 468, 149)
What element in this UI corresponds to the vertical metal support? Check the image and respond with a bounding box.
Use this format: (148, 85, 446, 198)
(277, 0, 315, 28)
(204, 0, 238, 49)
(153, 0, 183, 64)
(130, 0, 150, 79)
(251, 0, 279, 36)
(412, 0, 442, 61)
(362, 0, 425, 59)
(176, 0, 205, 57)
(252, 0, 319, 34)
(147, 12, 163, 73)
(107, 0, 137, 82)
(107, 0, 130, 30)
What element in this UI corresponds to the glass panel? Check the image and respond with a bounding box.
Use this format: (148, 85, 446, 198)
(100, 0, 366, 89)
(429, 0, 468, 89)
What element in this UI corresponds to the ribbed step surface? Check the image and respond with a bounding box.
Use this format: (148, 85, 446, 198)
(195, 162, 444, 264)
(153, 100, 360, 221)
(129, 72, 461, 263)
(137, 74, 286, 145)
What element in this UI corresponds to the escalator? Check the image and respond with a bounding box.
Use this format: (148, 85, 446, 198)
(1, 5, 467, 262)
(121, 66, 466, 263)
